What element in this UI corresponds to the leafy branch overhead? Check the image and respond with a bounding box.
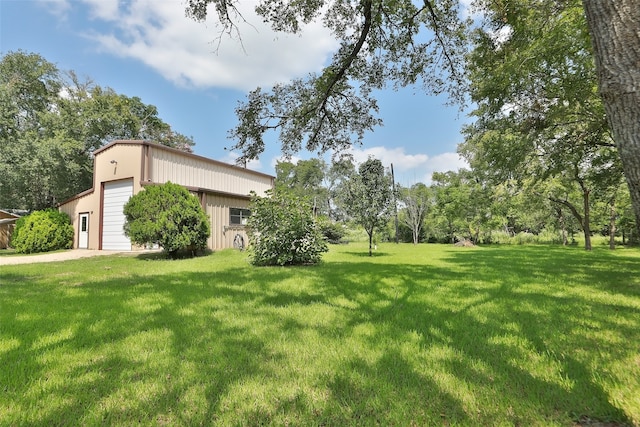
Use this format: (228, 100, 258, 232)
(186, 0, 470, 162)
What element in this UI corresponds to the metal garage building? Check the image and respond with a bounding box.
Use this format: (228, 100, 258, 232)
(58, 140, 274, 251)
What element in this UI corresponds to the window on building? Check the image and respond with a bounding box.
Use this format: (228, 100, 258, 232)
(230, 208, 251, 225)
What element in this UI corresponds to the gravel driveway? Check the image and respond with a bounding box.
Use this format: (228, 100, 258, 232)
(0, 250, 145, 266)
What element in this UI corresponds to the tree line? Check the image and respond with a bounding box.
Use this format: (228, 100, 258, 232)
(0, 51, 194, 211)
(274, 156, 637, 250)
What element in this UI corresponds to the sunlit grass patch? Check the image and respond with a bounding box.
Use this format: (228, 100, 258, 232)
(1, 243, 639, 425)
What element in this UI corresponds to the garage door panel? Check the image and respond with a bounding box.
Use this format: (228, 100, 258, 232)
(102, 180, 133, 251)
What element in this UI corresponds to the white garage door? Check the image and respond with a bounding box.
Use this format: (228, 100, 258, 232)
(102, 179, 133, 251)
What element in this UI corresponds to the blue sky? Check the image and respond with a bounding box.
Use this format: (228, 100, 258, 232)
(0, 0, 470, 185)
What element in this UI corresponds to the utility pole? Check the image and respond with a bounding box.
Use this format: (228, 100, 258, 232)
(391, 163, 399, 243)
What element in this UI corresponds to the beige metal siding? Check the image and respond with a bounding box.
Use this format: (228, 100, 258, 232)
(59, 191, 99, 249)
(59, 140, 274, 252)
(204, 194, 251, 250)
(0, 224, 13, 249)
(150, 149, 272, 196)
(94, 144, 144, 194)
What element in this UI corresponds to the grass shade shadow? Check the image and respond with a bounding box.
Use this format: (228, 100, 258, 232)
(0, 243, 638, 425)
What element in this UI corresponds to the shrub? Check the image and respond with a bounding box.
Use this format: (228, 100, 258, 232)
(123, 182, 210, 258)
(537, 229, 565, 244)
(316, 217, 346, 243)
(11, 209, 74, 254)
(247, 190, 328, 266)
(489, 230, 512, 245)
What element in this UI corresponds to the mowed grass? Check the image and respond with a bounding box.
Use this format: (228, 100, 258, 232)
(1, 244, 639, 426)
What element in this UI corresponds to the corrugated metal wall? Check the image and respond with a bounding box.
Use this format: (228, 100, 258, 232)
(204, 194, 251, 250)
(58, 193, 92, 249)
(150, 149, 272, 196)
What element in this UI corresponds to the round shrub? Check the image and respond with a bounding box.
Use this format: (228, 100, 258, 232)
(247, 190, 328, 266)
(11, 209, 74, 254)
(123, 182, 210, 258)
(316, 216, 346, 244)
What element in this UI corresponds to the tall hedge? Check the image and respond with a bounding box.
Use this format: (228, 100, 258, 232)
(11, 209, 74, 253)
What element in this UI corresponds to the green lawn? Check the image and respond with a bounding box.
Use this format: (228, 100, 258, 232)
(1, 243, 639, 426)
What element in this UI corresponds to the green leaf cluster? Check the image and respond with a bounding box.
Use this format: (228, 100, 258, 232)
(10, 209, 73, 253)
(123, 182, 210, 257)
(316, 216, 347, 244)
(0, 51, 194, 211)
(186, 0, 469, 163)
(337, 157, 392, 255)
(247, 190, 328, 266)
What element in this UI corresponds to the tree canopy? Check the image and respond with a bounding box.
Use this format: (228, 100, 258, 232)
(459, 0, 624, 250)
(185, 0, 640, 236)
(185, 0, 469, 163)
(0, 51, 194, 211)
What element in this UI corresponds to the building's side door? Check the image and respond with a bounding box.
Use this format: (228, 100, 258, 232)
(79, 212, 89, 249)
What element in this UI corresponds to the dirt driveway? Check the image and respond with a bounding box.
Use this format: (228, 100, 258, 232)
(0, 250, 145, 266)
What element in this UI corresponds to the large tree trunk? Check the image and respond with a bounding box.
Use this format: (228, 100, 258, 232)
(582, 0, 640, 236)
(367, 227, 374, 256)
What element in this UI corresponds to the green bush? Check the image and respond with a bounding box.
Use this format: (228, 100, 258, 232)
(123, 182, 210, 258)
(11, 209, 74, 254)
(316, 217, 346, 243)
(487, 229, 568, 245)
(247, 190, 328, 266)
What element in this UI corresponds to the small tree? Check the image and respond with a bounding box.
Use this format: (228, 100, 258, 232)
(11, 209, 73, 253)
(123, 182, 210, 258)
(247, 190, 328, 266)
(339, 158, 392, 256)
(399, 183, 432, 245)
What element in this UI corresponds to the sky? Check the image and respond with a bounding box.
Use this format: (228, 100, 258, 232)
(0, 0, 470, 186)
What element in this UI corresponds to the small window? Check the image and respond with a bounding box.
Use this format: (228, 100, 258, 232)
(230, 208, 251, 225)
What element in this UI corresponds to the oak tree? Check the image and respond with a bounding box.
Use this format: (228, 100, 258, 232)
(186, 0, 640, 236)
(186, 0, 469, 162)
(460, 0, 626, 250)
(0, 51, 195, 210)
(582, 0, 640, 235)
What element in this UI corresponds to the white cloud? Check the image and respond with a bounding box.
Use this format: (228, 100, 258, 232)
(82, 0, 119, 20)
(348, 146, 467, 185)
(219, 151, 263, 172)
(46, 0, 337, 91)
(491, 25, 513, 47)
(346, 146, 429, 172)
(421, 152, 469, 185)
